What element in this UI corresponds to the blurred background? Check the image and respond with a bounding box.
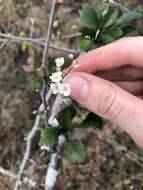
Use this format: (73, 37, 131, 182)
(0, 0, 143, 189)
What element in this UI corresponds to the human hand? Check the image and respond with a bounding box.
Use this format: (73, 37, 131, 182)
(64, 37, 143, 149)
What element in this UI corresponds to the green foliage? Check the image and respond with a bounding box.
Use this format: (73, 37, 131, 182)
(40, 128, 60, 146)
(80, 4, 98, 30)
(30, 73, 41, 90)
(76, 113, 102, 131)
(58, 106, 76, 130)
(21, 41, 33, 52)
(19, 31, 33, 52)
(65, 139, 87, 164)
(116, 11, 142, 26)
(78, 38, 94, 51)
(79, 3, 142, 51)
(101, 27, 123, 43)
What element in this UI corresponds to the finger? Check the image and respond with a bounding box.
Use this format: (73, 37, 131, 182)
(64, 72, 143, 148)
(115, 81, 143, 95)
(72, 37, 143, 73)
(96, 66, 143, 81)
(57, 0, 64, 3)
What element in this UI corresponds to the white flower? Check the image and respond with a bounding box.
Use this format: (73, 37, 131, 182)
(53, 20, 59, 28)
(55, 57, 64, 68)
(50, 83, 59, 94)
(50, 71, 62, 83)
(48, 117, 59, 127)
(50, 83, 71, 97)
(40, 145, 50, 151)
(58, 83, 71, 97)
(68, 54, 74, 60)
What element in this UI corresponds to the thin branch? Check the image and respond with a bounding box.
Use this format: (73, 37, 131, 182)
(13, 90, 52, 190)
(41, 0, 57, 69)
(45, 134, 65, 190)
(40, 0, 56, 128)
(50, 45, 78, 54)
(53, 32, 81, 40)
(45, 96, 71, 190)
(0, 33, 79, 54)
(0, 39, 9, 50)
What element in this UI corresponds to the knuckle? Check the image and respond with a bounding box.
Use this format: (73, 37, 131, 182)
(96, 82, 122, 119)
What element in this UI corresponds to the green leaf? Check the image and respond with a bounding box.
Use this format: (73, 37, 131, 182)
(40, 128, 60, 146)
(78, 38, 94, 51)
(30, 73, 41, 90)
(58, 106, 76, 130)
(116, 11, 142, 26)
(80, 4, 98, 30)
(94, 3, 109, 19)
(75, 112, 102, 130)
(104, 9, 118, 28)
(65, 139, 87, 164)
(82, 28, 96, 39)
(123, 27, 139, 37)
(102, 27, 123, 43)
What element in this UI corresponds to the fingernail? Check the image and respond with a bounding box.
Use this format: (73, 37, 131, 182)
(64, 75, 89, 100)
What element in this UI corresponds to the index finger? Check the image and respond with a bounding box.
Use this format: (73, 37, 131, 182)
(73, 37, 143, 73)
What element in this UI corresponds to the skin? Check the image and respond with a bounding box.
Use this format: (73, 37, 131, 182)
(57, 0, 64, 3)
(64, 37, 143, 149)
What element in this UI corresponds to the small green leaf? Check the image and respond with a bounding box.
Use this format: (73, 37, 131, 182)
(78, 38, 94, 51)
(31, 74, 41, 90)
(21, 41, 33, 52)
(40, 128, 60, 146)
(65, 139, 87, 164)
(94, 3, 109, 19)
(19, 31, 26, 37)
(58, 106, 76, 130)
(80, 4, 98, 30)
(116, 11, 142, 26)
(123, 27, 139, 37)
(104, 9, 118, 28)
(74, 112, 102, 131)
(102, 27, 123, 43)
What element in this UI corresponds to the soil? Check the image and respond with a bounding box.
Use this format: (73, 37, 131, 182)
(0, 0, 143, 190)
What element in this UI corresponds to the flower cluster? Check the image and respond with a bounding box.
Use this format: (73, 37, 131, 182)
(49, 57, 71, 97)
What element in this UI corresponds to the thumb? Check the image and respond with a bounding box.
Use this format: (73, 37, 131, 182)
(64, 72, 143, 148)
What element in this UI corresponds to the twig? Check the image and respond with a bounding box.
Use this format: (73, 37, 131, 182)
(40, 0, 56, 127)
(48, 96, 71, 127)
(50, 45, 79, 54)
(0, 39, 9, 50)
(13, 90, 52, 190)
(53, 32, 81, 40)
(41, 0, 57, 69)
(45, 96, 71, 190)
(45, 134, 65, 190)
(0, 166, 37, 188)
(0, 33, 79, 54)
